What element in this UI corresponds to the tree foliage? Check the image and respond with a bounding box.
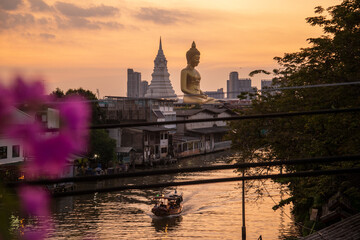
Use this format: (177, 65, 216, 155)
(51, 88, 115, 167)
(227, 0, 360, 235)
(88, 129, 116, 168)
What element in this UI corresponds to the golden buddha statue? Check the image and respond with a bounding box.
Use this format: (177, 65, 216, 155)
(181, 41, 217, 104)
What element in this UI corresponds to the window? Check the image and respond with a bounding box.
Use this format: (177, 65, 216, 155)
(188, 142, 193, 150)
(161, 147, 167, 153)
(160, 133, 168, 140)
(12, 145, 20, 158)
(0, 146, 7, 159)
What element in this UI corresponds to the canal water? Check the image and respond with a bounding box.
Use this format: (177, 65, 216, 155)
(49, 151, 299, 239)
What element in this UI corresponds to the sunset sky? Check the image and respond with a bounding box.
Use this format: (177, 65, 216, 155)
(0, 0, 339, 97)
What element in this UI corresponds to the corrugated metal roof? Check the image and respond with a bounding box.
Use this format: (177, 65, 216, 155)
(188, 126, 229, 134)
(176, 109, 204, 117)
(119, 147, 135, 153)
(153, 110, 165, 119)
(133, 126, 170, 132)
(173, 134, 200, 142)
(302, 213, 360, 240)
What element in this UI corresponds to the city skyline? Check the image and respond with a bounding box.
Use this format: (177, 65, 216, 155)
(0, 0, 338, 97)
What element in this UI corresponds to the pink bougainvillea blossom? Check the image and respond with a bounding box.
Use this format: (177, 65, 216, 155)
(6, 122, 43, 151)
(5, 86, 90, 178)
(11, 77, 48, 108)
(0, 76, 90, 240)
(23, 228, 47, 240)
(58, 96, 90, 152)
(18, 186, 50, 217)
(18, 186, 52, 240)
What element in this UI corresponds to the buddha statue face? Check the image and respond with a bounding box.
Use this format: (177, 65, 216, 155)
(186, 41, 200, 67)
(190, 54, 200, 67)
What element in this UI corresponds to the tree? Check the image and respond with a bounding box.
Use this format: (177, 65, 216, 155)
(51, 88, 115, 169)
(227, 0, 360, 235)
(50, 88, 65, 98)
(88, 129, 116, 169)
(65, 88, 104, 124)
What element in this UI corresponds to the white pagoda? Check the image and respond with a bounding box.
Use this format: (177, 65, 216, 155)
(144, 38, 177, 99)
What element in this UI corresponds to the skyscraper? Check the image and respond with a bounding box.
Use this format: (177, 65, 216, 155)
(144, 38, 177, 99)
(127, 69, 141, 98)
(140, 80, 149, 97)
(227, 72, 252, 99)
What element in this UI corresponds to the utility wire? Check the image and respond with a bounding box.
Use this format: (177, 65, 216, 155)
(89, 107, 360, 129)
(9, 154, 360, 187)
(48, 81, 360, 102)
(50, 167, 360, 198)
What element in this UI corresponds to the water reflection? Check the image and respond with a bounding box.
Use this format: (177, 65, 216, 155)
(45, 151, 299, 239)
(52, 196, 74, 213)
(151, 215, 183, 232)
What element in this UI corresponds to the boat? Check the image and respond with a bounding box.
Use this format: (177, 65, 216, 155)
(152, 191, 183, 216)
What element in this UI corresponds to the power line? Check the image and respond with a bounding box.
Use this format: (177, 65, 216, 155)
(49, 81, 360, 101)
(9, 154, 360, 186)
(89, 107, 360, 129)
(50, 167, 360, 198)
(259, 81, 360, 92)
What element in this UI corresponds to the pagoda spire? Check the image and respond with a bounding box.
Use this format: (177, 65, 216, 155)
(144, 38, 177, 99)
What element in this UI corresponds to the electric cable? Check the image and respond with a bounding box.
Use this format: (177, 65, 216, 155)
(8, 154, 360, 187)
(47, 167, 360, 198)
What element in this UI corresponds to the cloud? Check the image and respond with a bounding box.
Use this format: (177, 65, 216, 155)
(37, 17, 51, 25)
(55, 2, 119, 18)
(97, 21, 124, 29)
(40, 33, 56, 40)
(0, 10, 35, 29)
(0, 0, 22, 10)
(135, 7, 191, 25)
(56, 15, 122, 30)
(28, 0, 52, 12)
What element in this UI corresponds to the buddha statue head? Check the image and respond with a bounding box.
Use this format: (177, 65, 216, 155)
(186, 41, 200, 66)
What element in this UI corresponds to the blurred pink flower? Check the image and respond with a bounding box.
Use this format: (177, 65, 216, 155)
(18, 186, 53, 240)
(1, 76, 90, 240)
(11, 77, 48, 108)
(59, 96, 90, 152)
(23, 229, 47, 240)
(6, 122, 43, 151)
(18, 186, 50, 217)
(26, 134, 75, 177)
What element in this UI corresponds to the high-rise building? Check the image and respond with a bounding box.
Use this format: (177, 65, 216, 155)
(127, 69, 141, 98)
(140, 80, 149, 97)
(226, 72, 253, 99)
(204, 88, 225, 99)
(144, 38, 177, 99)
(261, 79, 273, 89)
(261, 79, 279, 95)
